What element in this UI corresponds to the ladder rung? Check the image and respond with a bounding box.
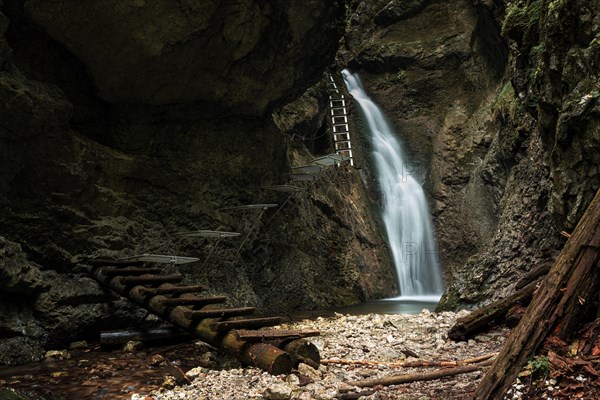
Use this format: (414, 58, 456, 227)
(335, 143, 352, 150)
(210, 317, 283, 332)
(332, 116, 347, 124)
(184, 307, 255, 320)
(333, 124, 349, 133)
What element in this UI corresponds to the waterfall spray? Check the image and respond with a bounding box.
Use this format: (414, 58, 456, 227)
(342, 69, 443, 298)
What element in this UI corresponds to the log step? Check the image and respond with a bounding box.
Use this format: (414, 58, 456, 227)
(138, 285, 206, 295)
(101, 267, 162, 277)
(120, 274, 183, 286)
(157, 296, 227, 307)
(236, 329, 320, 342)
(210, 317, 283, 332)
(184, 307, 255, 320)
(100, 327, 190, 345)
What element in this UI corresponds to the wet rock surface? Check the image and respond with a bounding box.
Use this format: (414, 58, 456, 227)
(17, 0, 344, 116)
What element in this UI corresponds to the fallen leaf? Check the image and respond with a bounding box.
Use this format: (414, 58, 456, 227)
(583, 364, 600, 377)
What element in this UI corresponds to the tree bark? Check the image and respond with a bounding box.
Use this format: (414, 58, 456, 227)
(514, 261, 553, 290)
(473, 188, 600, 400)
(448, 280, 539, 341)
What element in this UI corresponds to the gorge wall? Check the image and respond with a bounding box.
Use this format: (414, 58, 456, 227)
(340, 0, 599, 310)
(0, 0, 396, 365)
(2, 0, 599, 367)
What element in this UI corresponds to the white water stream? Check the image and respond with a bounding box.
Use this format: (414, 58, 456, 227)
(342, 70, 443, 298)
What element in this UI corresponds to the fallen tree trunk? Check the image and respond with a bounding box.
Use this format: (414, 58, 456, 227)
(347, 359, 493, 388)
(514, 261, 553, 290)
(448, 280, 539, 341)
(473, 188, 600, 400)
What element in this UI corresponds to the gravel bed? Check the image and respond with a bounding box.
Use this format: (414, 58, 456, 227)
(138, 309, 509, 400)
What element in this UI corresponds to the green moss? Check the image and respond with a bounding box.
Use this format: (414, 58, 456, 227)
(491, 82, 521, 122)
(393, 69, 407, 83)
(501, 0, 543, 38)
(436, 289, 459, 311)
(547, 0, 567, 19)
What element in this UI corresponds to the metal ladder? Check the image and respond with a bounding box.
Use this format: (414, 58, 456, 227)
(327, 74, 354, 166)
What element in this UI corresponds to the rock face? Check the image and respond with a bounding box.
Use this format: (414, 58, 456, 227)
(503, 0, 600, 230)
(339, 0, 599, 309)
(19, 0, 342, 116)
(0, 0, 396, 364)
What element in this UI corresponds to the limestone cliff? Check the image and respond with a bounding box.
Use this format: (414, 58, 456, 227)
(338, 0, 599, 309)
(0, 0, 396, 365)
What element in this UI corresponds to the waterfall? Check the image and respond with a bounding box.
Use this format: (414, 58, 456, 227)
(342, 69, 443, 298)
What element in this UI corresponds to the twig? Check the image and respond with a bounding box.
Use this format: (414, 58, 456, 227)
(347, 359, 493, 388)
(322, 352, 498, 369)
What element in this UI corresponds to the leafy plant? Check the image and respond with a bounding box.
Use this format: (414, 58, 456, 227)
(527, 354, 551, 377)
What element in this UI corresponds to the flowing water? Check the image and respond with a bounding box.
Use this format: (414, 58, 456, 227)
(342, 70, 443, 300)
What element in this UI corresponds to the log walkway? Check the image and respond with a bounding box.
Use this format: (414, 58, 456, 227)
(88, 257, 320, 375)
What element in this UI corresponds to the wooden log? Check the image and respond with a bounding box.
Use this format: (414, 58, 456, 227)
(448, 280, 539, 341)
(100, 327, 191, 345)
(235, 329, 320, 342)
(120, 274, 183, 286)
(138, 285, 206, 295)
(347, 359, 493, 388)
(157, 296, 227, 307)
(92, 271, 296, 374)
(210, 317, 282, 332)
(169, 311, 293, 374)
(242, 342, 294, 375)
(184, 307, 255, 320)
(515, 261, 553, 290)
(99, 267, 162, 277)
(474, 188, 600, 400)
(279, 338, 321, 369)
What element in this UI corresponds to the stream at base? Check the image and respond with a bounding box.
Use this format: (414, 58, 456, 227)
(330, 296, 440, 315)
(290, 296, 441, 320)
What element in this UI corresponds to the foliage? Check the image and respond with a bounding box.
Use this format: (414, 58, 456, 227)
(491, 82, 522, 123)
(526, 354, 551, 377)
(501, 0, 543, 38)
